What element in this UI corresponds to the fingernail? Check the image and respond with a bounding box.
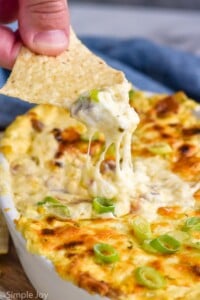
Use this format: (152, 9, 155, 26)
(33, 30, 68, 54)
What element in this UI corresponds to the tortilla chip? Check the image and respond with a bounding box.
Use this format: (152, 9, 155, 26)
(0, 30, 125, 108)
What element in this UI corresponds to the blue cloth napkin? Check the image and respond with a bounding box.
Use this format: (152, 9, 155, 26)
(1, 36, 200, 129)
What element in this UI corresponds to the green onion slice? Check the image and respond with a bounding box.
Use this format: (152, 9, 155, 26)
(93, 243, 119, 264)
(90, 89, 100, 102)
(132, 216, 152, 242)
(129, 89, 135, 100)
(150, 234, 181, 254)
(45, 204, 70, 219)
(182, 217, 200, 232)
(135, 266, 166, 289)
(37, 196, 59, 206)
(142, 240, 159, 254)
(92, 197, 115, 214)
(148, 143, 172, 155)
(37, 196, 70, 219)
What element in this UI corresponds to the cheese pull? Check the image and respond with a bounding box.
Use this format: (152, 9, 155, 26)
(71, 86, 139, 140)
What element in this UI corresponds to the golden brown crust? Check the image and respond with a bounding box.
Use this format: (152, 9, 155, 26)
(131, 91, 200, 184)
(16, 212, 200, 300)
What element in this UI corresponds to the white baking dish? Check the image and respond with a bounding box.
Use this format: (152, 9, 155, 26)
(0, 153, 108, 300)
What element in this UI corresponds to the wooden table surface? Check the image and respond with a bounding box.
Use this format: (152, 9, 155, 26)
(0, 241, 40, 300)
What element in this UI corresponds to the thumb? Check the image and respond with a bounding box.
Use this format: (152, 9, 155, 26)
(18, 0, 70, 56)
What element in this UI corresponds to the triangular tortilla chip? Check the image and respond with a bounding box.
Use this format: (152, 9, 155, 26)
(0, 30, 125, 108)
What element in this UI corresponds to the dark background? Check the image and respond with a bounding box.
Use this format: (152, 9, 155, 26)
(70, 0, 200, 10)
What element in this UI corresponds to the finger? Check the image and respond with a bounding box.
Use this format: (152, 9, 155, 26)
(18, 0, 70, 56)
(0, 0, 18, 24)
(0, 26, 21, 69)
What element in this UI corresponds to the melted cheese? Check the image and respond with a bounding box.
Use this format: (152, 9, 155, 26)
(1, 91, 200, 222)
(1, 91, 200, 299)
(70, 87, 199, 219)
(1, 92, 199, 221)
(71, 81, 140, 216)
(133, 157, 198, 221)
(16, 212, 200, 300)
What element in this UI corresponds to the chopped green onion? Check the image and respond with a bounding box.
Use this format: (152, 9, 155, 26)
(129, 89, 135, 100)
(37, 196, 70, 219)
(90, 89, 100, 102)
(93, 243, 119, 264)
(132, 216, 152, 242)
(135, 266, 166, 289)
(37, 196, 58, 206)
(148, 143, 172, 155)
(182, 217, 200, 232)
(142, 240, 159, 254)
(150, 234, 181, 254)
(45, 204, 70, 219)
(92, 197, 115, 214)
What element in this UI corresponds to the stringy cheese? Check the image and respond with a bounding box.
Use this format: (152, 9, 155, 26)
(71, 81, 140, 216)
(71, 83, 197, 218)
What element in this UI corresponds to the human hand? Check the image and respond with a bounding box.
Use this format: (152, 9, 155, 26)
(0, 0, 70, 70)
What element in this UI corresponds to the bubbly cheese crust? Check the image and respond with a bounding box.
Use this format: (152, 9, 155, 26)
(1, 91, 200, 299)
(16, 211, 200, 300)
